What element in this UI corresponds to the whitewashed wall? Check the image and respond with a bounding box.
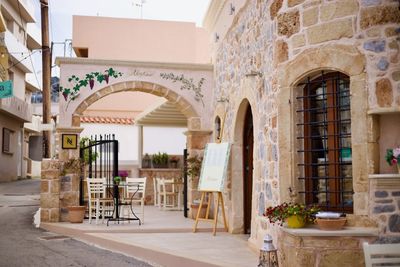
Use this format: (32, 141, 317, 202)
(81, 124, 187, 161)
(143, 126, 187, 155)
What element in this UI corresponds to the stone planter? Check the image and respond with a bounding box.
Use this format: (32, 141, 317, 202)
(67, 206, 86, 223)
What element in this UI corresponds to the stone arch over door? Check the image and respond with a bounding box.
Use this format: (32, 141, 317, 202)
(230, 97, 256, 234)
(277, 44, 368, 217)
(70, 80, 201, 129)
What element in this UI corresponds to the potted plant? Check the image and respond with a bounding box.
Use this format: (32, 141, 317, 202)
(114, 176, 121, 185)
(169, 156, 180, 168)
(264, 202, 319, 228)
(385, 146, 400, 173)
(152, 152, 169, 168)
(67, 206, 86, 223)
(187, 155, 203, 179)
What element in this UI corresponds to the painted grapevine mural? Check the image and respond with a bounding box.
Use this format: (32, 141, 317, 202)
(60, 68, 123, 109)
(160, 72, 205, 106)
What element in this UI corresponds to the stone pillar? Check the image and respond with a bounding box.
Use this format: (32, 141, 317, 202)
(41, 159, 62, 222)
(40, 127, 84, 223)
(184, 130, 212, 217)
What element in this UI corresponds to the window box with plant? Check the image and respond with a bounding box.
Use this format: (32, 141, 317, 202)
(264, 202, 319, 228)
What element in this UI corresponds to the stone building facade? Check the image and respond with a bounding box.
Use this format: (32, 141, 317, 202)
(41, 1, 400, 266)
(203, 0, 400, 265)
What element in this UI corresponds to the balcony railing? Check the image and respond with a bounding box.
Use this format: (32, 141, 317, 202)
(0, 96, 32, 122)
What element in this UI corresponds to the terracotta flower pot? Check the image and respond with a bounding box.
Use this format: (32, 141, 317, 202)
(286, 215, 306, 228)
(67, 206, 86, 223)
(316, 218, 346, 230)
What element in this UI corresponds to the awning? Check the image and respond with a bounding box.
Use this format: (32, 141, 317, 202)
(135, 99, 187, 127)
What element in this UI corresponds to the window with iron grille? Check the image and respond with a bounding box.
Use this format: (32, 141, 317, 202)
(296, 72, 353, 212)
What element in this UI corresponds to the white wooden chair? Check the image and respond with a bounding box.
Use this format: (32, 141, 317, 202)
(86, 178, 114, 224)
(153, 177, 162, 207)
(363, 242, 400, 267)
(122, 177, 147, 224)
(159, 178, 181, 210)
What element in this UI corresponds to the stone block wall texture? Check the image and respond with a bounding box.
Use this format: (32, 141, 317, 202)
(41, 159, 81, 222)
(138, 168, 183, 205)
(371, 186, 400, 235)
(278, 230, 377, 267)
(210, 0, 400, 248)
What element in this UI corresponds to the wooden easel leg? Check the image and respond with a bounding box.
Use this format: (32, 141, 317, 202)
(205, 192, 212, 219)
(213, 193, 220, 236)
(219, 192, 228, 231)
(193, 191, 206, 233)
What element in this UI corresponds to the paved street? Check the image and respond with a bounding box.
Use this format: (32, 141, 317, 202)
(0, 178, 155, 267)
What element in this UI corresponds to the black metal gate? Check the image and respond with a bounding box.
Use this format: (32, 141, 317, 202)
(79, 134, 118, 205)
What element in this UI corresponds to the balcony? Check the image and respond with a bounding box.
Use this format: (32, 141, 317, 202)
(7, 0, 35, 23)
(0, 31, 32, 73)
(0, 96, 32, 122)
(27, 23, 41, 50)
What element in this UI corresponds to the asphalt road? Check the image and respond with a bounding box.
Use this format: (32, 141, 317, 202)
(0, 178, 154, 267)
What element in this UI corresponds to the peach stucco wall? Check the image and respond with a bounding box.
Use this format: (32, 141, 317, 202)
(83, 91, 161, 118)
(73, 16, 211, 64)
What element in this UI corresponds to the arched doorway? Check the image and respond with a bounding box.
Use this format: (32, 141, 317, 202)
(243, 105, 253, 234)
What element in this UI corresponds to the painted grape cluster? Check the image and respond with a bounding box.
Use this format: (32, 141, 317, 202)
(60, 68, 123, 108)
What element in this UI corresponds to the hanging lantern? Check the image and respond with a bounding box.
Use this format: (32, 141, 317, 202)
(258, 234, 279, 267)
(142, 153, 151, 168)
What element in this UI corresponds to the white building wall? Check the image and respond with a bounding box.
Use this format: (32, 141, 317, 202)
(81, 123, 187, 162)
(81, 123, 138, 162)
(143, 126, 187, 155)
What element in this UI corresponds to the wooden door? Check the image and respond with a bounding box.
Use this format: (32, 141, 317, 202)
(243, 106, 253, 234)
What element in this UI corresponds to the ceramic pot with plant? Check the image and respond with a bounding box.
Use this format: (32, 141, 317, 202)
(264, 202, 320, 228)
(169, 156, 180, 168)
(114, 176, 121, 185)
(385, 146, 400, 173)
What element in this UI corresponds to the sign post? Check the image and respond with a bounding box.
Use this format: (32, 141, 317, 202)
(193, 142, 230, 235)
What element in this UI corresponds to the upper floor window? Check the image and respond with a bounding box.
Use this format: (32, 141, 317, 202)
(296, 72, 353, 212)
(2, 128, 14, 154)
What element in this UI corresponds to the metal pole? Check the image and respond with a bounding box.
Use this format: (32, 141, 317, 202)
(40, 0, 51, 158)
(183, 148, 188, 218)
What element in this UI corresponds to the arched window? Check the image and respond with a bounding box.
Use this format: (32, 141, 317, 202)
(296, 72, 353, 212)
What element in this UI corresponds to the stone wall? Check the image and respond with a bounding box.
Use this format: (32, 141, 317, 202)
(278, 229, 377, 267)
(41, 159, 81, 222)
(210, 0, 400, 248)
(370, 179, 400, 235)
(138, 168, 183, 205)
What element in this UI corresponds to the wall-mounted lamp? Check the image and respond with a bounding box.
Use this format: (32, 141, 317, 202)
(214, 33, 220, 42)
(230, 3, 235, 15)
(245, 70, 263, 77)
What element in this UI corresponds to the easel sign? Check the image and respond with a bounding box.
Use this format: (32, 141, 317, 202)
(193, 142, 230, 235)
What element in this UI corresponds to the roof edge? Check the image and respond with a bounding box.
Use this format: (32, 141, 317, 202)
(55, 57, 214, 71)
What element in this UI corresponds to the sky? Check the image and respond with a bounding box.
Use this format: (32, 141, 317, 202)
(31, 0, 211, 80)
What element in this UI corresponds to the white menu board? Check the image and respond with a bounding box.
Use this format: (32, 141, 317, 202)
(198, 142, 231, 192)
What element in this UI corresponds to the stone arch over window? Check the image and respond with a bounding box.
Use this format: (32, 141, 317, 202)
(277, 44, 369, 218)
(70, 80, 200, 130)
